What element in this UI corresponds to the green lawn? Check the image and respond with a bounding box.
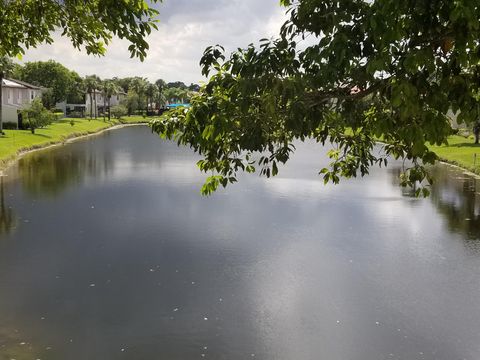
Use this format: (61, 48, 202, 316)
(428, 134, 480, 174)
(0, 116, 152, 168)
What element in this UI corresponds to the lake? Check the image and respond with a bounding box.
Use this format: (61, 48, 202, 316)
(1, 125, 480, 360)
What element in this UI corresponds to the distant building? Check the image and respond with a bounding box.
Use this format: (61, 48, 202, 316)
(1, 78, 43, 127)
(85, 90, 127, 117)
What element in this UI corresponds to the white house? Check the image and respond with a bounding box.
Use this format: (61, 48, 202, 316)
(85, 90, 127, 117)
(1, 78, 43, 127)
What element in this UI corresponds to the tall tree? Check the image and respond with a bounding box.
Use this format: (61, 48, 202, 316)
(0, 1, 161, 60)
(104, 81, 119, 121)
(152, 0, 480, 195)
(0, 56, 14, 135)
(146, 83, 159, 113)
(101, 80, 108, 121)
(167, 81, 187, 90)
(156, 89, 167, 110)
(123, 90, 140, 116)
(18, 60, 82, 106)
(188, 83, 200, 92)
(84, 75, 99, 119)
(129, 77, 148, 112)
(155, 79, 166, 93)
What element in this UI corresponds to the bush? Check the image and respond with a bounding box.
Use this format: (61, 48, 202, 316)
(67, 110, 84, 118)
(22, 98, 55, 134)
(2, 122, 18, 130)
(110, 105, 128, 119)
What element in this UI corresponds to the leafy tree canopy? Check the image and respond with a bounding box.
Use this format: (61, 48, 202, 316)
(152, 0, 480, 195)
(18, 60, 83, 105)
(167, 81, 187, 89)
(0, 0, 161, 60)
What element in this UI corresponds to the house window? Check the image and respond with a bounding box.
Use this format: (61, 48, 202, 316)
(117, 95, 119, 101)
(31, 91, 34, 100)
(8, 90, 11, 101)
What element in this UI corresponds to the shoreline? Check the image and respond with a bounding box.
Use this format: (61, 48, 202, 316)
(2, 124, 480, 183)
(437, 160, 480, 179)
(0, 122, 147, 176)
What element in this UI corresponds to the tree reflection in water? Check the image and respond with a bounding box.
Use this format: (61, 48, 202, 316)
(390, 164, 480, 245)
(428, 165, 480, 242)
(0, 176, 16, 235)
(17, 147, 114, 198)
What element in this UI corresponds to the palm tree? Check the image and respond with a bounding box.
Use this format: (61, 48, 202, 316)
(101, 80, 109, 121)
(145, 83, 158, 114)
(0, 57, 15, 135)
(129, 77, 148, 113)
(105, 81, 119, 121)
(84, 76, 98, 120)
(156, 89, 167, 111)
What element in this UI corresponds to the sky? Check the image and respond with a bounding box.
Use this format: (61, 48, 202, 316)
(19, 0, 288, 85)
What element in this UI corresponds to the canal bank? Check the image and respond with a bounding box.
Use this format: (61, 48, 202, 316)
(0, 117, 150, 174)
(428, 134, 480, 177)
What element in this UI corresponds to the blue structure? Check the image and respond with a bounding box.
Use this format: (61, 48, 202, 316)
(167, 103, 190, 109)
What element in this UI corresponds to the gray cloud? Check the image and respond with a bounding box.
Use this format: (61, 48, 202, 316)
(19, 0, 288, 84)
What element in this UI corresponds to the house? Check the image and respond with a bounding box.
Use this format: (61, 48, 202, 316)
(1, 78, 43, 128)
(85, 90, 127, 117)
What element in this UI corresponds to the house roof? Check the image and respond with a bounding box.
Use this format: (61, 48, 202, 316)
(87, 90, 127, 95)
(2, 78, 43, 90)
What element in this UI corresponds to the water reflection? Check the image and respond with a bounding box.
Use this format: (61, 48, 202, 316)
(0, 177, 16, 234)
(428, 165, 480, 241)
(16, 140, 117, 198)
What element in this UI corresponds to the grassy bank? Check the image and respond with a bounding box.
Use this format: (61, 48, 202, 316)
(0, 116, 151, 169)
(429, 134, 480, 174)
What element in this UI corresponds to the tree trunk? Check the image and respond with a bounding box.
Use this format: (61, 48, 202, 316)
(94, 90, 97, 119)
(108, 98, 111, 121)
(103, 95, 106, 121)
(89, 92, 93, 119)
(0, 71, 3, 135)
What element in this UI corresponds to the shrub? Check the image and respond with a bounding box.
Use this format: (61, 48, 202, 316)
(2, 122, 18, 130)
(67, 110, 84, 118)
(110, 105, 128, 119)
(22, 98, 55, 134)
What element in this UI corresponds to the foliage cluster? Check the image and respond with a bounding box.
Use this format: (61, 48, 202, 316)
(110, 105, 128, 119)
(21, 98, 55, 134)
(0, 0, 162, 60)
(152, 0, 480, 195)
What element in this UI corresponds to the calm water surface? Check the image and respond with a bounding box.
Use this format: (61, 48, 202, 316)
(1, 126, 480, 360)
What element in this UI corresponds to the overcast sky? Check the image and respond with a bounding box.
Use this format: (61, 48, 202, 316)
(19, 0, 288, 85)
